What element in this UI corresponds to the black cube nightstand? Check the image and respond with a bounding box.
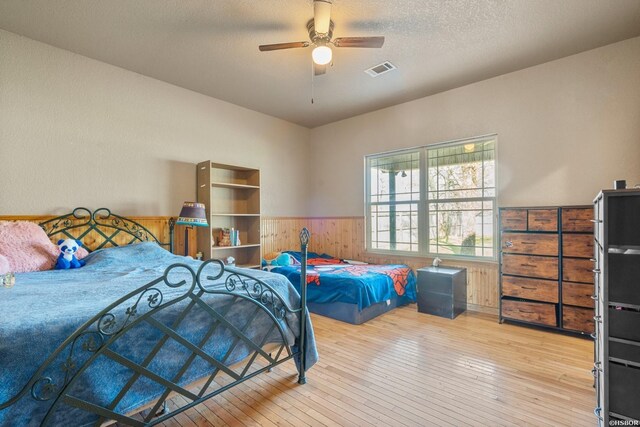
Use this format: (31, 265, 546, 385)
(416, 267, 467, 319)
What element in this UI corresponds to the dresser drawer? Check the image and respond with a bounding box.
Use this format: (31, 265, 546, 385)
(562, 258, 594, 283)
(501, 209, 527, 231)
(562, 234, 594, 258)
(502, 254, 558, 280)
(562, 282, 594, 308)
(528, 209, 558, 232)
(502, 276, 558, 303)
(502, 300, 557, 326)
(501, 232, 558, 256)
(562, 305, 594, 333)
(561, 208, 594, 233)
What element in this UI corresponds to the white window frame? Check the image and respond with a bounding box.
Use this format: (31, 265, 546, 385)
(365, 134, 498, 262)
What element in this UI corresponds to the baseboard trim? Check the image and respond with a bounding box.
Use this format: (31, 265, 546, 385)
(466, 303, 499, 316)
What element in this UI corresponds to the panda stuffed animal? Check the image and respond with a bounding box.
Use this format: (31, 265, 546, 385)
(55, 238, 86, 270)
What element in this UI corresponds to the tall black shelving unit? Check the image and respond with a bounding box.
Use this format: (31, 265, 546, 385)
(593, 188, 640, 425)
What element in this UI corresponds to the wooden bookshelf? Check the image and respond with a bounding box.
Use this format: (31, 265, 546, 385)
(196, 161, 261, 268)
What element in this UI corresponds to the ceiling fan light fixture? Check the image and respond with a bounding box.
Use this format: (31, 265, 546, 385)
(312, 45, 332, 65)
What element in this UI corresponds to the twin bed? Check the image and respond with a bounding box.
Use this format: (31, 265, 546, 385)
(271, 252, 417, 324)
(0, 209, 316, 427)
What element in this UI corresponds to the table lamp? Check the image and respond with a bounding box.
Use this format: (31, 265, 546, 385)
(176, 202, 208, 256)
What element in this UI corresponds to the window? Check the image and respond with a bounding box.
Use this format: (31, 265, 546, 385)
(368, 151, 420, 252)
(366, 135, 497, 260)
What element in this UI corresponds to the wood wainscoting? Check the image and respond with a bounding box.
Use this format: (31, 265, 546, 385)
(0, 215, 195, 257)
(2, 214, 500, 313)
(262, 216, 500, 314)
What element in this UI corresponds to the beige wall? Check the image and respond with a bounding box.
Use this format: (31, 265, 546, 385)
(0, 29, 310, 216)
(308, 36, 640, 216)
(2, 29, 639, 220)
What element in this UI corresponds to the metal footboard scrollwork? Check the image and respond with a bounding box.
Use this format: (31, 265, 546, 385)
(0, 207, 311, 426)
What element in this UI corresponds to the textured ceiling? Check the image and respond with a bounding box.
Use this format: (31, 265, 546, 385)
(1, 0, 639, 128)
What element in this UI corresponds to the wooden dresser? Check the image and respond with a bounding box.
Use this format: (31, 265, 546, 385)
(499, 206, 594, 334)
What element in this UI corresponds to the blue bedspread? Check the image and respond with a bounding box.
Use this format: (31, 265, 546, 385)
(0, 243, 317, 426)
(272, 252, 417, 311)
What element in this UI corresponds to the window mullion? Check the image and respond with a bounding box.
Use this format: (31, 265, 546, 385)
(419, 148, 428, 255)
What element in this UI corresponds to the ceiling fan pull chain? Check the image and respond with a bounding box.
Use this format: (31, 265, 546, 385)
(311, 61, 315, 104)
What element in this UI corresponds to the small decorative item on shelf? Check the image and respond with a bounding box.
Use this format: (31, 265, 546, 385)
(614, 179, 626, 190)
(2, 272, 16, 288)
(226, 256, 235, 267)
(432, 257, 442, 267)
(217, 228, 231, 247)
(229, 228, 241, 246)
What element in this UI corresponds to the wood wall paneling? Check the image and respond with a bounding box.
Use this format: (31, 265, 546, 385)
(3, 214, 500, 313)
(262, 216, 500, 314)
(0, 215, 197, 257)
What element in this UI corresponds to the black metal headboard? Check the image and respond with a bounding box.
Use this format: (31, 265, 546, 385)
(39, 207, 174, 253)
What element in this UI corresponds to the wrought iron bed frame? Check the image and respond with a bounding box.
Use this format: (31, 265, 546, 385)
(0, 208, 310, 426)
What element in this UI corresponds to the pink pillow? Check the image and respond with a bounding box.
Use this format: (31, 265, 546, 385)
(78, 246, 89, 259)
(0, 254, 9, 275)
(0, 221, 88, 273)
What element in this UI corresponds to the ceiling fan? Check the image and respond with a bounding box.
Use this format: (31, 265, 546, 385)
(258, 0, 385, 76)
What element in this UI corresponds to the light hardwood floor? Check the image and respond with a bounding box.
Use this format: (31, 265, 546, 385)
(161, 306, 595, 427)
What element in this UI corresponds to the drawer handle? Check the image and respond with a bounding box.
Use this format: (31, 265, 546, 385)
(521, 264, 536, 268)
(590, 332, 597, 340)
(590, 258, 597, 262)
(594, 361, 602, 367)
(590, 219, 603, 223)
(592, 269, 601, 274)
(521, 286, 536, 290)
(591, 295, 598, 300)
(505, 241, 513, 247)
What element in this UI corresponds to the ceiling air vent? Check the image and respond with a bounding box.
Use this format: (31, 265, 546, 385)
(364, 61, 396, 77)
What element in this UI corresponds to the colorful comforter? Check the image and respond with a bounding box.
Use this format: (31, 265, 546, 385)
(272, 251, 417, 311)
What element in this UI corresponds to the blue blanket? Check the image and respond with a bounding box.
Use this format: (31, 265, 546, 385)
(0, 243, 317, 426)
(272, 252, 417, 311)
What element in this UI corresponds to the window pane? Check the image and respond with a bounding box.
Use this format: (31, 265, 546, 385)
(428, 201, 494, 257)
(427, 140, 493, 201)
(370, 152, 420, 203)
(368, 151, 420, 252)
(370, 204, 390, 250)
(424, 137, 496, 258)
(370, 203, 419, 252)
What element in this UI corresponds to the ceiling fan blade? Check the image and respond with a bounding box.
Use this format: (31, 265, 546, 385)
(314, 62, 327, 76)
(313, 0, 332, 34)
(259, 41, 309, 51)
(333, 36, 385, 48)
